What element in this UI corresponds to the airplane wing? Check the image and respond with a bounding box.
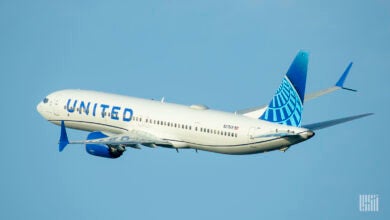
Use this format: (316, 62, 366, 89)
(304, 62, 356, 101)
(236, 62, 356, 117)
(302, 113, 373, 130)
(58, 121, 170, 152)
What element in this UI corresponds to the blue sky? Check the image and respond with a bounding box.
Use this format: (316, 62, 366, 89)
(0, 0, 389, 219)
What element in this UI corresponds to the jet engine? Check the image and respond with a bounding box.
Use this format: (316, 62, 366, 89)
(85, 131, 126, 159)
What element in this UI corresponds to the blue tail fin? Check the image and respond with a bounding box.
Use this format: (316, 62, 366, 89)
(260, 50, 309, 127)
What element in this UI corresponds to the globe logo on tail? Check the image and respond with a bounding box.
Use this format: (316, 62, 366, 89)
(260, 76, 303, 127)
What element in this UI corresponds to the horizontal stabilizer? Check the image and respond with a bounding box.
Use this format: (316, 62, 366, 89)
(303, 113, 373, 130)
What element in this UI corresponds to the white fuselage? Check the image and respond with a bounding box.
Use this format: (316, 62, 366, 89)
(37, 90, 314, 155)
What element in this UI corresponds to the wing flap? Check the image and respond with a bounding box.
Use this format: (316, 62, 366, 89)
(70, 132, 168, 146)
(58, 121, 170, 151)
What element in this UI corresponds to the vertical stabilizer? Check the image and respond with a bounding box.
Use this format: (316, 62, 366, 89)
(260, 51, 309, 127)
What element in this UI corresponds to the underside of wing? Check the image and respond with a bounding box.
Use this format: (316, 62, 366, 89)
(70, 130, 169, 146)
(302, 113, 373, 131)
(58, 121, 171, 152)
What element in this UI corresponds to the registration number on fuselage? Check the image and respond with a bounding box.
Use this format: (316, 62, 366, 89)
(223, 124, 239, 130)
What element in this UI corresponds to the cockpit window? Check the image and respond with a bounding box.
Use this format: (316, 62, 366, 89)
(43, 98, 49, 103)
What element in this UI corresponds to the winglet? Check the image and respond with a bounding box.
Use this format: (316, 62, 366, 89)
(335, 62, 357, 92)
(59, 121, 69, 152)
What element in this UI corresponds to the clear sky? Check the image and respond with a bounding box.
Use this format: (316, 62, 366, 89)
(0, 0, 389, 219)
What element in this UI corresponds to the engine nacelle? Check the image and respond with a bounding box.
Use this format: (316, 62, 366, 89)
(85, 131, 125, 159)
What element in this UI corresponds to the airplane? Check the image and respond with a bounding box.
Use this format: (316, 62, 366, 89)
(37, 50, 372, 158)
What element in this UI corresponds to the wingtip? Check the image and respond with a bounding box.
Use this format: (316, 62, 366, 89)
(335, 62, 353, 87)
(59, 120, 69, 152)
(362, 112, 374, 117)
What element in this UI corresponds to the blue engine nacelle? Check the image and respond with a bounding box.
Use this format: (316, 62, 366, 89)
(85, 131, 125, 159)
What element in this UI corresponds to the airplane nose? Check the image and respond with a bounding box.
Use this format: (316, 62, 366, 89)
(37, 102, 43, 116)
(37, 96, 54, 119)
